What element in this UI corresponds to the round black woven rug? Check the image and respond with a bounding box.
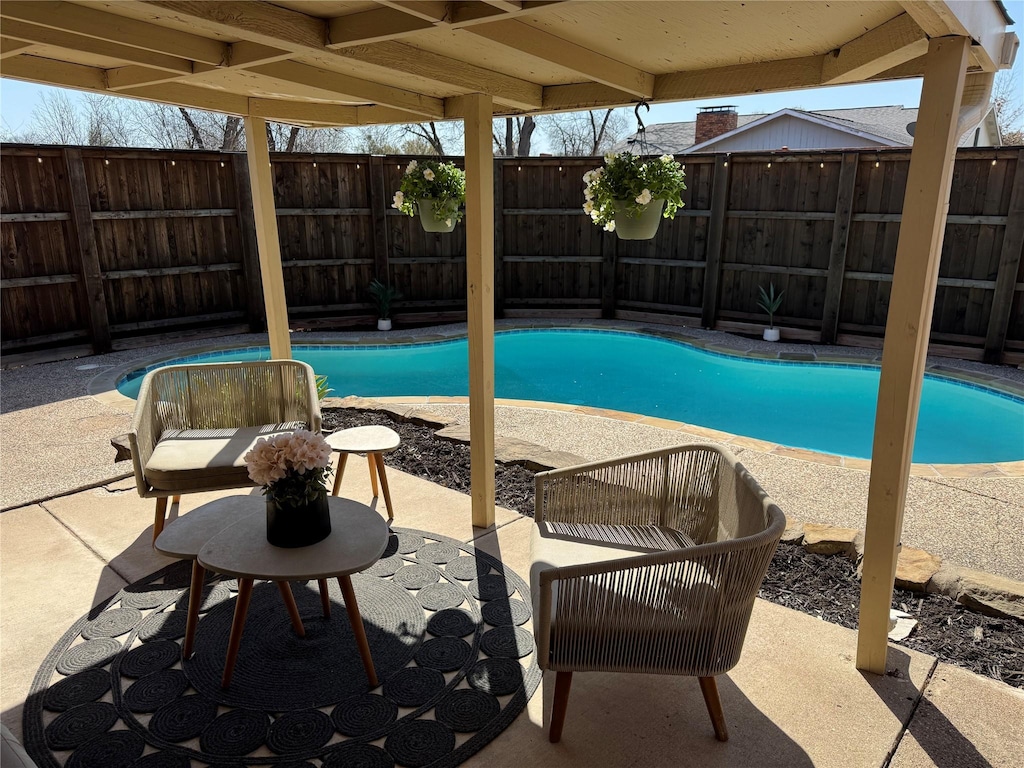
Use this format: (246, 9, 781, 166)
(24, 528, 540, 768)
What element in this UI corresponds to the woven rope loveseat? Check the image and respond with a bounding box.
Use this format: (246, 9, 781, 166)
(530, 444, 785, 743)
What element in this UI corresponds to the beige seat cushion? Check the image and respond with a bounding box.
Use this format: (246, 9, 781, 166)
(144, 423, 301, 492)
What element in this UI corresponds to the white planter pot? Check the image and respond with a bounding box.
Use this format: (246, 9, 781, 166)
(612, 198, 666, 240)
(763, 327, 780, 342)
(417, 199, 457, 233)
(377, 318, 392, 331)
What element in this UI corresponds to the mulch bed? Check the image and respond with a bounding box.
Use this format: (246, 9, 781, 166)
(322, 407, 1024, 689)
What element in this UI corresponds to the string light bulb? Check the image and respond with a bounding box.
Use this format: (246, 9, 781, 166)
(820, 162, 824, 168)
(767, 162, 772, 168)
(105, 159, 110, 166)
(992, 159, 997, 166)
(171, 160, 176, 166)
(356, 163, 360, 169)
(875, 161, 880, 168)
(37, 156, 43, 163)
(312, 161, 317, 168)
(220, 161, 225, 168)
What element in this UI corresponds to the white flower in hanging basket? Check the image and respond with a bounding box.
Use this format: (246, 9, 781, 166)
(392, 159, 466, 228)
(581, 152, 686, 233)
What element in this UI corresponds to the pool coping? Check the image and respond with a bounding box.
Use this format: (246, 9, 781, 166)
(87, 319, 1024, 480)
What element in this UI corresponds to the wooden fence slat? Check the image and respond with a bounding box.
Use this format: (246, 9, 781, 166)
(821, 152, 859, 345)
(0, 212, 71, 222)
(104, 264, 242, 279)
(232, 153, 265, 331)
(702, 154, 730, 328)
(1, 274, 79, 287)
(367, 155, 390, 286)
(63, 147, 111, 353)
(89, 208, 234, 219)
(983, 148, 1024, 363)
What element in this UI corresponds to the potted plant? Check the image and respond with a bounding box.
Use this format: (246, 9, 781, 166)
(392, 159, 466, 233)
(244, 429, 334, 548)
(757, 282, 785, 341)
(368, 278, 401, 331)
(582, 151, 686, 240)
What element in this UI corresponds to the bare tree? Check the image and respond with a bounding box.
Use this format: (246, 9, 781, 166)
(492, 116, 536, 156)
(29, 91, 83, 144)
(993, 64, 1023, 145)
(541, 109, 628, 155)
(406, 122, 446, 155)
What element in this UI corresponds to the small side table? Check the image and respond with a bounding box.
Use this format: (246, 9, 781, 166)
(325, 425, 400, 521)
(153, 497, 310, 660)
(198, 497, 388, 688)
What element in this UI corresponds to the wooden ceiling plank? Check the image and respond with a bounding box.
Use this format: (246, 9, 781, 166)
(229, 41, 299, 68)
(900, 0, 1010, 72)
(143, 1, 328, 51)
(654, 55, 826, 103)
(0, 39, 35, 59)
(120, 82, 251, 114)
(480, 1, 524, 12)
(1, 54, 107, 90)
(821, 13, 929, 84)
(106, 65, 195, 91)
(326, 7, 435, 47)
(333, 41, 542, 110)
(378, 1, 451, 24)
(248, 98, 358, 124)
(248, 60, 445, 118)
(466, 19, 654, 98)
(0, 1, 227, 65)
(0, 18, 194, 74)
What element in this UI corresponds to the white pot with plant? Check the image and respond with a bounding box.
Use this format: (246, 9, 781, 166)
(757, 283, 785, 341)
(392, 159, 466, 233)
(368, 278, 401, 331)
(582, 151, 686, 240)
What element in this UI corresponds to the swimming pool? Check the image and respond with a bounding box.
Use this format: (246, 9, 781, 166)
(117, 329, 1024, 464)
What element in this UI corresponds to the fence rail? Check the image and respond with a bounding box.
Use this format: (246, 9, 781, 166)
(2, 143, 1022, 364)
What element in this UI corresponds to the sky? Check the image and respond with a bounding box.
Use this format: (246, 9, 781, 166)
(1, 1, 1020, 147)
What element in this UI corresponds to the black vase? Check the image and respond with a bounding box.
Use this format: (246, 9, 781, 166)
(266, 491, 332, 548)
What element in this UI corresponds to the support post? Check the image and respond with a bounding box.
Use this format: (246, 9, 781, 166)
(820, 152, 859, 345)
(856, 36, 970, 675)
(463, 93, 496, 529)
(702, 154, 730, 329)
(243, 116, 291, 359)
(231, 153, 266, 331)
(983, 148, 1024, 363)
(63, 148, 111, 353)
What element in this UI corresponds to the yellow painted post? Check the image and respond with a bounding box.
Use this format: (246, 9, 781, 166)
(243, 116, 292, 360)
(856, 36, 970, 674)
(463, 93, 496, 529)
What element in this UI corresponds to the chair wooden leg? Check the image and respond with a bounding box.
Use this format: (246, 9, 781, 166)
(318, 578, 331, 618)
(549, 671, 573, 743)
(332, 453, 348, 496)
(698, 676, 729, 742)
(275, 582, 306, 637)
(367, 454, 379, 497)
(182, 561, 206, 660)
(152, 497, 169, 543)
(171, 495, 181, 504)
(373, 453, 394, 521)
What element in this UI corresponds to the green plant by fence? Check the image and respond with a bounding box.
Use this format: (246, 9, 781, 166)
(2, 144, 1022, 364)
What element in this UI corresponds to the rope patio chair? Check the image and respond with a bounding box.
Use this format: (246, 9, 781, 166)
(530, 444, 785, 743)
(128, 360, 321, 542)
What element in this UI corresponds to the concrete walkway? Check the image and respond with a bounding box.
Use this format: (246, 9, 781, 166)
(2, 465, 1022, 767)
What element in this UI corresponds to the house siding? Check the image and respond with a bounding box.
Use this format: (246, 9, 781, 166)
(687, 114, 896, 153)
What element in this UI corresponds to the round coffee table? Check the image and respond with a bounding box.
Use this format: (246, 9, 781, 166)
(198, 496, 389, 688)
(325, 425, 400, 520)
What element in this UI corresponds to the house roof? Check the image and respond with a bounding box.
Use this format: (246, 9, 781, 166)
(0, 1, 1013, 129)
(617, 104, 998, 154)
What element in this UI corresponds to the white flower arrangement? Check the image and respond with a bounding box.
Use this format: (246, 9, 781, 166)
(582, 152, 687, 229)
(392, 159, 466, 227)
(244, 429, 333, 506)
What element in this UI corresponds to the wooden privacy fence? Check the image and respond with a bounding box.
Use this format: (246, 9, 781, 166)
(2, 144, 1023, 364)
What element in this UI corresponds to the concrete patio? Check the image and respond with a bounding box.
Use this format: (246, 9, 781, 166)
(2, 459, 1023, 767)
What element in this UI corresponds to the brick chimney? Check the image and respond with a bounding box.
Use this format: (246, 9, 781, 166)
(694, 106, 738, 145)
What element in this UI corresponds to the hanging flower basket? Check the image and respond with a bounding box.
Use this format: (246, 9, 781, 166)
(392, 159, 465, 234)
(583, 152, 686, 241)
(613, 198, 666, 240)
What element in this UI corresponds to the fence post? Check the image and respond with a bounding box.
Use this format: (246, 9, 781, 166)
(367, 155, 390, 286)
(983, 149, 1024, 364)
(62, 147, 111, 354)
(231, 153, 266, 331)
(820, 151, 859, 345)
(600, 231, 617, 318)
(493, 157, 505, 318)
(701, 154, 730, 329)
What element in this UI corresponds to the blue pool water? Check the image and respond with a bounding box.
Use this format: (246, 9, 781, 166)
(117, 330, 1024, 464)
